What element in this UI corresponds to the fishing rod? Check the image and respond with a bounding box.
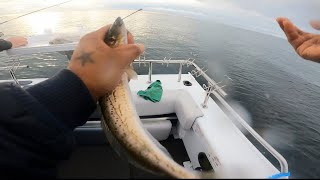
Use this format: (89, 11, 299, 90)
(0, 0, 72, 25)
(122, 9, 142, 20)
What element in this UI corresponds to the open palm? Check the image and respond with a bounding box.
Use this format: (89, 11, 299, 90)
(277, 17, 320, 63)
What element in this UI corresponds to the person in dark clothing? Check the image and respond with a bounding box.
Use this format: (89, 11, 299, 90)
(0, 36, 28, 51)
(0, 25, 144, 178)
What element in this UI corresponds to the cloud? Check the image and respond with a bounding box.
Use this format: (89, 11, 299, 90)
(197, 0, 320, 38)
(1, 0, 319, 38)
(146, 7, 206, 19)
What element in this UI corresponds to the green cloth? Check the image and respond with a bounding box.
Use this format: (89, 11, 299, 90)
(137, 80, 163, 102)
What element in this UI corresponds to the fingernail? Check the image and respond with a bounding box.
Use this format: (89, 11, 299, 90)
(276, 17, 284, 22)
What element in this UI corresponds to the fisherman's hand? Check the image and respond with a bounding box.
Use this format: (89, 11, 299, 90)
(310, 20, 320, 30)
(6, 36, 28, 48)
(276, 17, 320, 63)
(68, 25, 144, 101)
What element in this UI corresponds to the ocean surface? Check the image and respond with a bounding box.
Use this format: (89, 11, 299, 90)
(0, 10, 320, 178)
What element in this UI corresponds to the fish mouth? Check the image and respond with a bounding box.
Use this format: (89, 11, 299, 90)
(109, 36, 122, 48)
(106, 34, 123, 47)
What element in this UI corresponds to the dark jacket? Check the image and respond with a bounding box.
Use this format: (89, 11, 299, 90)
(0, 39, 12, 51)
(0, 69, 96, 178)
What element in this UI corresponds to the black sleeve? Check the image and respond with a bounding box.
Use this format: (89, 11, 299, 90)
(26, 69, 97, 130)
(0, 39, 12, 51)
(0, 69, 96, 178)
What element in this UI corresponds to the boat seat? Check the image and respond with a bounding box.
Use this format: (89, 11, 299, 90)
(132, 89, 204, 140)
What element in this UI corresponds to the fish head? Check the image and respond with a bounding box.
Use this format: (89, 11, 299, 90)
(105, 17, 128, 48)
(104, 17, 137, 80)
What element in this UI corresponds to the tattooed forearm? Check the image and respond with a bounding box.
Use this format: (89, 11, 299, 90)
(76, 51, 95, 66)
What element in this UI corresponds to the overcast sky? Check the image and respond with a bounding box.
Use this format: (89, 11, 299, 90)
(0, 0, 319, 38)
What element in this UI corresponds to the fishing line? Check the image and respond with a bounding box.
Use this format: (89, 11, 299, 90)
(122, 9, 143, 21)
(0, 0, 72, 25)
(0, 0, 72, 37)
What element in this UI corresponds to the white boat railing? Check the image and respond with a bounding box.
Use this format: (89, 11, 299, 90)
(1, 45, 288, 176)
(132, 58, 289, 176)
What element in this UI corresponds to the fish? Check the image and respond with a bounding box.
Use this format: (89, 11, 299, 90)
(99, 16, 214, 178)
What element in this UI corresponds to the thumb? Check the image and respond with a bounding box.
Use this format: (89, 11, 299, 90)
(114, 43, 145, 67)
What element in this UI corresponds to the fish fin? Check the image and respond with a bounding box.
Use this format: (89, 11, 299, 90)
(144, 129, 173, 159)
(125, 64, 138, 80)
(101, 117, 164, 175)
(101, 118, 127, 158)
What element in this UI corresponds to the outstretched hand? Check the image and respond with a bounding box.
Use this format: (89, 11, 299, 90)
(6, 36, 28, 48)
(276, 17, 320, 63)
(310, 20, 320, 30)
